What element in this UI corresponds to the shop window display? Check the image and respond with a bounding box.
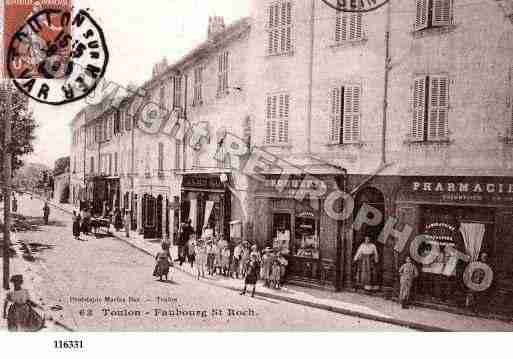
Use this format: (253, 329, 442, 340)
(294, 214, 319, 259)
(272, 213, 291, 255)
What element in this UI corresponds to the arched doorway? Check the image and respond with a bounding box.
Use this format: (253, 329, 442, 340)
(353, 187, 386, 289)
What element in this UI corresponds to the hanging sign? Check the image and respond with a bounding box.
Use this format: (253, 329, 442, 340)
(321, 0, 390, 13)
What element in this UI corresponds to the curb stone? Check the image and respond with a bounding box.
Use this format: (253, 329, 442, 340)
(111, 232, 448, 332)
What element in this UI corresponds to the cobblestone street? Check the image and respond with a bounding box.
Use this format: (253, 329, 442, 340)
(3, 195, 409, 331)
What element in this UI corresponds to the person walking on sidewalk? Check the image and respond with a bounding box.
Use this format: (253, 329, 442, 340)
(195, 238, 207, 279)
(206, 239, 217, 276)
(113, 207, 123, 231)
(72, 211, 81, 241)
(187, 235, 196, 269)
(12, 194, 18, 213)
(260, 247, 273, 287)
(3, 275, 44, 332)
(153, 243, 173, 282)
(123, 210, 131, 238)
(399, 256, 418, 309)
(240, 253, 260, 298)
(42, 202, 50, 225)
(231, 241, 243, 279)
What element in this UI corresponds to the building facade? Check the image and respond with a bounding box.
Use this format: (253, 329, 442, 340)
(68, 0, 513, 312)
(246, 0, 513, 310)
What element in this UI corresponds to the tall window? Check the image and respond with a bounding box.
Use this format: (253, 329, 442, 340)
(125, 108, 131, 131)
(175, 140, 181, 171)
(193, 66, 203, 106)
(265, 93, 290, 145)
(114, 152, 118, 175)
(335, 12, 363, 43)
(415, 0, 452, 31)
(90, 156, 94, 174)
(217, 52, 229, 96)
(411, 75, 449, 141)
(173, 76, 182, 110)
(330, 85, 361, 144)
(108, 154, 113, 175)
(268, 1, 292, 56)
(158, 142, 164, 176)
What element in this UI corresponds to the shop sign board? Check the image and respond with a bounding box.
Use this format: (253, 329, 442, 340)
(182, 175, 225, 190)
(400, 176, 513, 206)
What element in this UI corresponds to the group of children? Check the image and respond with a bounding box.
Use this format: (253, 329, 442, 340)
(177, 234, 289, 293)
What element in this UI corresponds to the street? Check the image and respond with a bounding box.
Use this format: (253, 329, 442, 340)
(6, 195, 409, 331)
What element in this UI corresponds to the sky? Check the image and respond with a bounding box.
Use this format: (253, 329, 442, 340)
(25, 0, 252, 167)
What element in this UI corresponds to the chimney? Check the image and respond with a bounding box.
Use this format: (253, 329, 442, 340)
(208, 16, 225, 39)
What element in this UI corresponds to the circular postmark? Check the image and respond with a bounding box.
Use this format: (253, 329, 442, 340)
(321, 0, 390, 12)
(7, 9, 109, 105)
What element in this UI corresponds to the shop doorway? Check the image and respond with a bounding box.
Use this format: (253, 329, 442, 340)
(142, 194, 157, 239)
(414, 205, 495, 307)
(353, 187, 385, 288)
(156, 195, 163, 239)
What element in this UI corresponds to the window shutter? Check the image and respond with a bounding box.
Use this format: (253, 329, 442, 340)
(330, 87, 341, 143)
(285, 1, 292, 52)
(335, 12, 341, 42)
(278, 94, 289, 143)
(414, 0, 429, 31)
(355, 13, 363, 40)
(432, 0, 451, 27)
(412, 77, 427, 141)
(343, 85, 360, 143)
(428, 75, 449, 140)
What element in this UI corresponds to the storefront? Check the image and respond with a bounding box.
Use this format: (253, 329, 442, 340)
(394, 176, 513, 311)
(84, 175, 119, 216)
(180, 174, 231, 241)
(252, 173, 346, 291)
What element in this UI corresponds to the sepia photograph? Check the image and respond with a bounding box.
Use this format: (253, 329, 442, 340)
(1, 0, 513, 346)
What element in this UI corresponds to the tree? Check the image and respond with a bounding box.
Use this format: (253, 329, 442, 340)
(0, 89, 38, 175)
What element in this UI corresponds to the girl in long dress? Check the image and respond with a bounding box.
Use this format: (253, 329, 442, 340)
(354, 237, 379, 291)
(260, 248, 273, 287)
(153, 243, 172, 281)
(399, 256, 419, 309)
(3, 275, 44, 332)
(240, 254, 259, 298)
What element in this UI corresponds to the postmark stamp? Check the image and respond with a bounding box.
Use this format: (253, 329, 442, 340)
(6, 5, 109, 105)
(3, 0, 72, 79)
(321, 0, 390, 12)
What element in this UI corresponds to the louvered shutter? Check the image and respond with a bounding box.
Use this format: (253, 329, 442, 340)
(278, 94, 289, 143)
(285, 1, 292, 52)
(428, 75, 449, 140)
(343, 85, 360, 143)
(412, 77, 427, 141)
(330, 87, 342, 143)
(335, 12, 341, 42)
(432, 0, 451, 27)
(355, 13, 362, 40)
(414, 0, 429, 31)
(511, 67, 513, 137)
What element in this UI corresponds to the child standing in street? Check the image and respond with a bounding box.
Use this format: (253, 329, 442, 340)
(3, 275, 44, 332)
(240, 253, 259, 298)
(260, 248, 273, 287)
(270, 258, 282, 289)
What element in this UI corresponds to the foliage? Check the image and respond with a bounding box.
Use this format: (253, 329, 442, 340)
(0, 90, 38, 175)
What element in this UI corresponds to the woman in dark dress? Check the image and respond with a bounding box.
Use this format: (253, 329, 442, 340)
(72, 211, 81, 240)
(240, 253, 259, 297)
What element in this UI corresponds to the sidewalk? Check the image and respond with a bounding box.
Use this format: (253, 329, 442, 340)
(111, 229, 513, 332)
(0, 236, 69, 332)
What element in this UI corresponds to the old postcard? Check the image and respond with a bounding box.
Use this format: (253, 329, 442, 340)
(1, 0, 513, 340)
